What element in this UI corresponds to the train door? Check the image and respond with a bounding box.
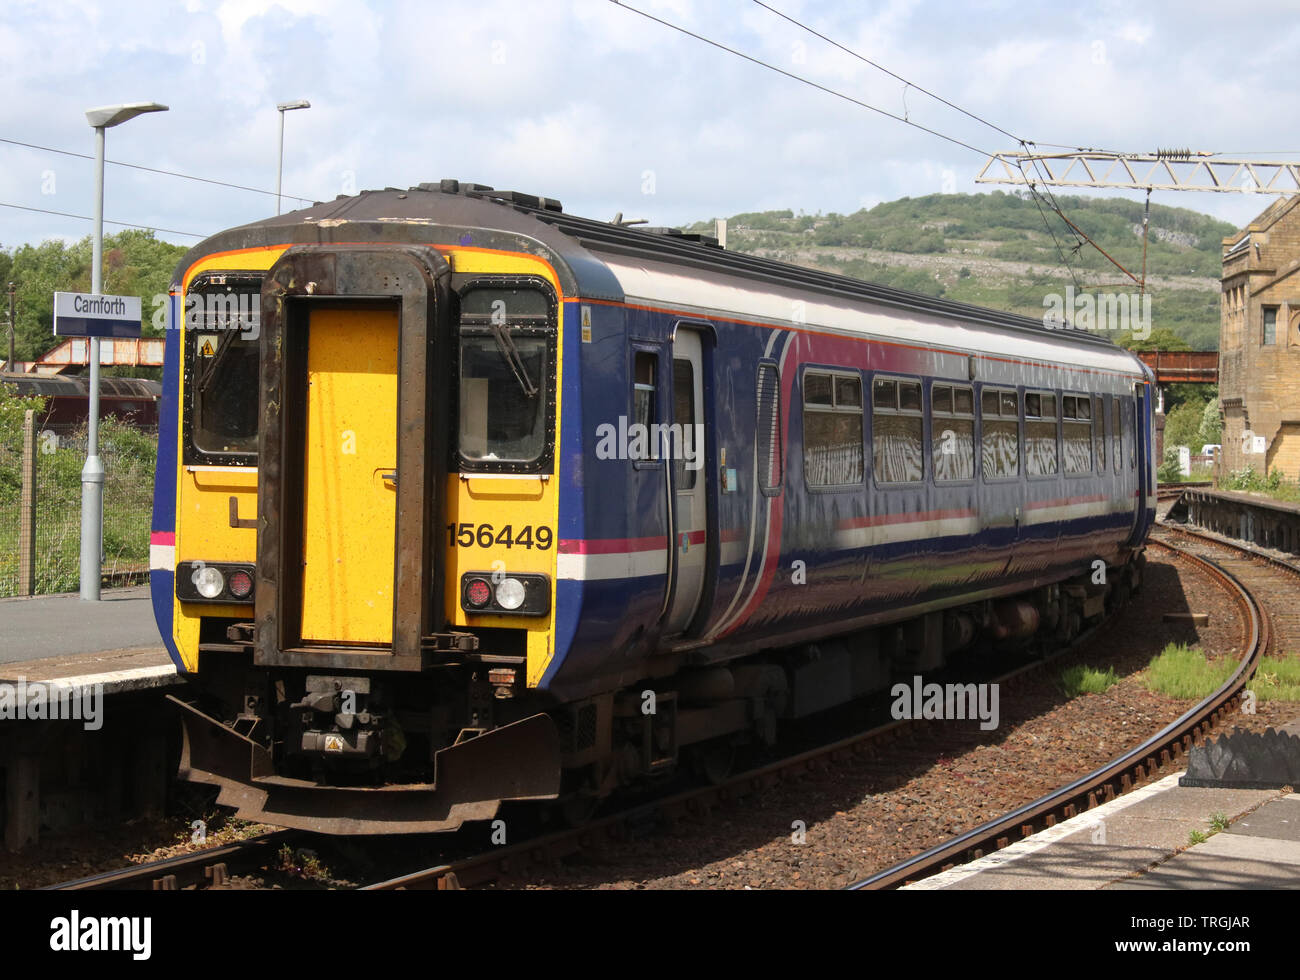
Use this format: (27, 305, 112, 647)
(663, 328, 707, 635)
(301, 306, 400, 645)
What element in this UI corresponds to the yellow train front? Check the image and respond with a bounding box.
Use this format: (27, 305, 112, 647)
(153, 183, 573, 833)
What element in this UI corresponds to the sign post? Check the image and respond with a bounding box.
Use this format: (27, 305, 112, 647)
(54, 291, 142, 601)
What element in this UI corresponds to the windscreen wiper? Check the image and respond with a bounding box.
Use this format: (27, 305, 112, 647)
(490, 323, 538, 399)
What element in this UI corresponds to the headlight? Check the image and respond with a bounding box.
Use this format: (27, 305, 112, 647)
(175, 561, 255, 604)
(495, 577, 526, 610)
(193, 565, 225, 599)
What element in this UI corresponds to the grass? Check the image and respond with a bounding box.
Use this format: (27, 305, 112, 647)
(1246, 655, 1300, 702)
(1210, 813, 1230, 833)
(0, 418, 155, 596)
(1142, 643, 1238, 699)
(1060, 664, 1120, 697)
(1188, 829, 1208, 845)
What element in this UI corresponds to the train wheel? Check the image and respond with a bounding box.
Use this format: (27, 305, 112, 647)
(691, 739, 736, 786)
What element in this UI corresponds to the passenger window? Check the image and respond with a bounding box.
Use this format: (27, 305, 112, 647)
(757, 362, 783, 493)
(933, 383, 975, 482)
(872, 378, 923, 484)
(1112, 398, 1122, 470)
(633, 352, 656, 429)
(1093, 395, 1106, 471)
(1062, 394, 1093, 475)
(1025, 389, 1059, 477)
(673, 358, 697, 491)
(981, 387, 1019, 479)
(803, 370, 864, 487)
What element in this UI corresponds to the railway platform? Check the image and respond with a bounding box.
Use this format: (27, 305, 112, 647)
(0, 585, 180, 852)
(906, 726, 1300, 891)
(1172, 487, 1300, 557)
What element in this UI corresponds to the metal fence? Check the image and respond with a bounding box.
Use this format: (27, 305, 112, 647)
(0, 411, 156, 598)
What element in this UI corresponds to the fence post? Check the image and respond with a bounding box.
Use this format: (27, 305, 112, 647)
(18, 408, 36, 596)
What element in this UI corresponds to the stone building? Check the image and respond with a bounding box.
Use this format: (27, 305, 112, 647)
(1219, 195, 1300, 477)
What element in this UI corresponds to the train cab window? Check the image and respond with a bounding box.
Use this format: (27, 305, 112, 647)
(1093, 395, 1106, 471)
(932, 383, 975, 482)
(1062, 395, 1093, 475)
(1025, 390, 1059, 477)
(981, 387, 1019, 480)
(757, 361, 783, 494)
(186, 273, 263, 463)
(457, 280, 556, 472)
(872, 377, 923, 484)
(803, 369, 863, 487)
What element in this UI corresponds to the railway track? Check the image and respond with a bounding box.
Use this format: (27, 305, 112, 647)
(848, 525, 1288, 890)
(1157, 481, 1212, 502)
(50, 527, 1285, 893)
(43, 830, 302, 891)
(360, 591, 1157, 890)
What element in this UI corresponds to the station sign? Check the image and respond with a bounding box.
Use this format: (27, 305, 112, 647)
(53, 291, 142, 339)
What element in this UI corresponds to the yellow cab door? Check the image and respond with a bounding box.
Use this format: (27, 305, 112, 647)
(300, 305, 400, 645)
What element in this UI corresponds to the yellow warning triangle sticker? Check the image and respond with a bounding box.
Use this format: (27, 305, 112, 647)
(199, 338, 216, 357)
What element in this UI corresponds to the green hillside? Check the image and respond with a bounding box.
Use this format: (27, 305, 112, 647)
(690, 191, 1236, 351)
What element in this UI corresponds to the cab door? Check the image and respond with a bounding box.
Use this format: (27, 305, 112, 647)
(663, 328, 707, 635)
(300, 305, 400, 645)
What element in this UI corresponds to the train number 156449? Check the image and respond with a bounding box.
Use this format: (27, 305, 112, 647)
(446, 523, 554, 550)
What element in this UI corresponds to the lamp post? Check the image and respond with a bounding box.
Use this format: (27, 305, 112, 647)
(276, 100, 310, 215)
(80, 102, 167, 601)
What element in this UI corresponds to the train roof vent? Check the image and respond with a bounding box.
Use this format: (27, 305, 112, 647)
(417, 179, 563, 213)
(640, 226, 721, 248)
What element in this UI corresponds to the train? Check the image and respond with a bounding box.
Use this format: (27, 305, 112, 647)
(3, 374, 161, 427)
(150, 180, 1156, 833)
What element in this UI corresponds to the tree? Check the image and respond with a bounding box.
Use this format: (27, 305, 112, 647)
(1197, 398, 1222, 448)
(1163, 398, 1206, 449)
(3, 231, 185, 362)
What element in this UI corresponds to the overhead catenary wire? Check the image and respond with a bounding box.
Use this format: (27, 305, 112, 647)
(0, 200, 206, 238)
(607, 1, 995, 158)
(613, 1, 1106, 289)
(751, 0, 1026, 146)
(0, 134, 314, 202)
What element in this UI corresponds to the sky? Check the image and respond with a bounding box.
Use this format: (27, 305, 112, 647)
(2, 0, 1299, 257)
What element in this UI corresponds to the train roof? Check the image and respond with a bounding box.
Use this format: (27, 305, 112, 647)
(2, 374, 161, 398)
(174, 179, 1130, 354)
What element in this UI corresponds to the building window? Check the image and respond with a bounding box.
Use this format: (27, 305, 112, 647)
(803, 370, 864, 487)
(1025, 390, 1059, 477)
(1263, 307, 1277, 345)
(981, 387, 1019, 479)
(932, 383, 975, 482)
(872, 377, 923, 483)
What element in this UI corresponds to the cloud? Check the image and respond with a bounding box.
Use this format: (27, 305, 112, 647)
(0, 0, 1296, 255)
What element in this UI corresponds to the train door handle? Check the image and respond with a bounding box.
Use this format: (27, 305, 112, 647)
(380, 470, 398, 489)
(228, 496, 257, 529)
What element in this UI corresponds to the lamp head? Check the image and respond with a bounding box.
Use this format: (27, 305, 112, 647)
(85, 102, 168, 129)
